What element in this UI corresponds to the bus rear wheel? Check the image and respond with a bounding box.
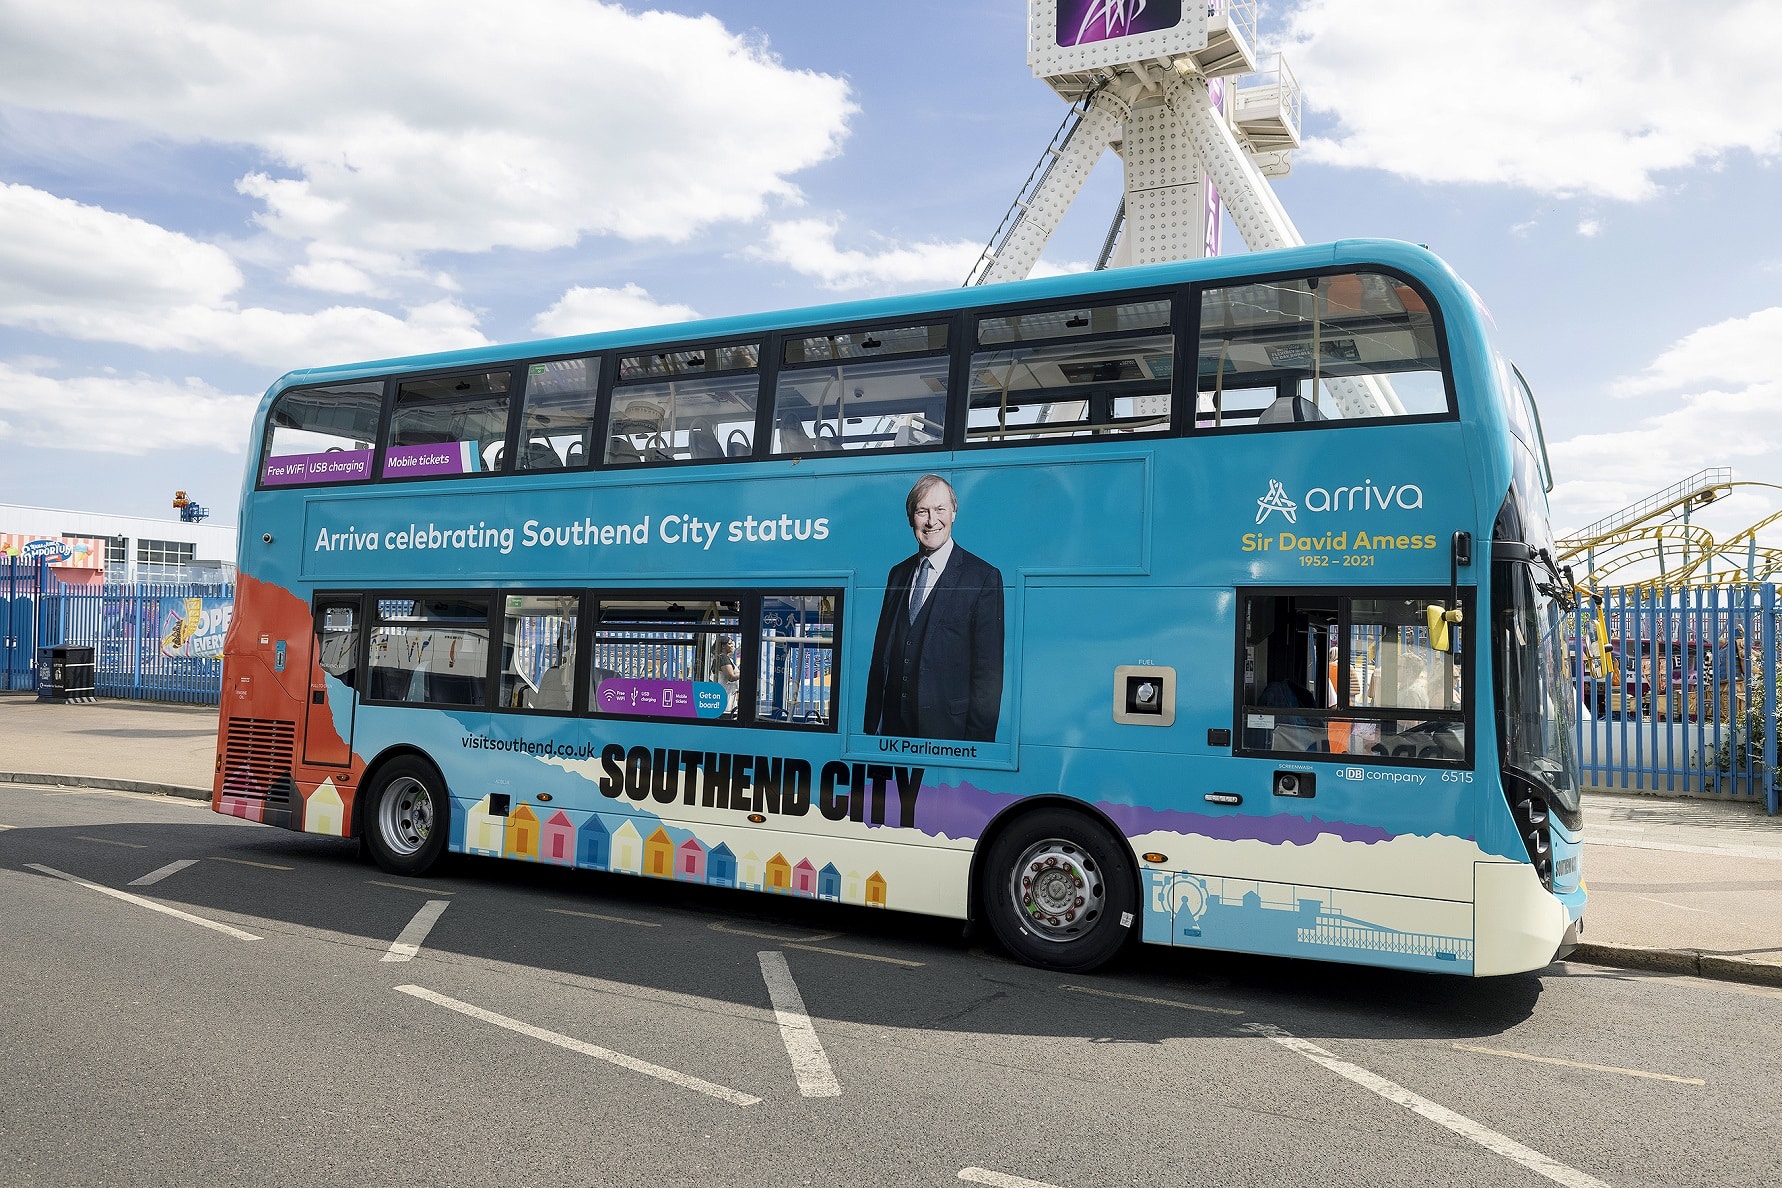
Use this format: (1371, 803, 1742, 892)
(365, 758, 449, 877)
(982, 808, 1137, 973)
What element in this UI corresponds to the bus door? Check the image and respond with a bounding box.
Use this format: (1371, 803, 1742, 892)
(304, 597, 361, 767)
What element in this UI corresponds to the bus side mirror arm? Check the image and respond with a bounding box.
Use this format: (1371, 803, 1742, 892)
(1428, 531, 1472, 653)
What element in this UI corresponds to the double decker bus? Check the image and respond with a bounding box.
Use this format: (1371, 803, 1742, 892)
(215, 239, 1584, 975)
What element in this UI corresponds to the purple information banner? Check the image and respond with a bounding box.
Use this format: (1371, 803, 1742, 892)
(262, 449, 373, 486)
(383, 441, 478, 478)
(1057, 0, 1182, 47)
(596, 679, 726, 719)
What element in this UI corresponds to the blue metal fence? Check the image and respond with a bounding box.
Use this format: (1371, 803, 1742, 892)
(1569, 583, 1780, 812)
(6, 572, 233, 705)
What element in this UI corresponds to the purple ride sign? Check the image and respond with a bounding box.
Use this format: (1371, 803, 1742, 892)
(1056, 0, 1182, 48)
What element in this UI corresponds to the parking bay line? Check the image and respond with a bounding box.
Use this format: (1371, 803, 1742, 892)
(758, 950, 842, 1098)
(549, 907, 660, 927)
(367, 878, 455, 895)
(1452, 1043, 1705, 1085)
(1245, 1023, 1609, 1188)
(1061, 983, 1243, 1016)
(129, 859, 198, 887)
(783, 941, 923, 967)
(208, 855, 294, 871)
(26, 864, 261, 942)
(76, 835, 148, 849)
(960, 1169, 1066, 1188)
(382, 899, 452, 963)
(394, 984, 760, 1106)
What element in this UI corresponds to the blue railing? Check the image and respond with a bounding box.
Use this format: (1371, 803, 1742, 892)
(2, 567, 232, 705)
(1569, 583, 1780, 812)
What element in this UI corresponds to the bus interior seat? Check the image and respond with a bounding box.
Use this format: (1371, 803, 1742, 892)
(1257, 394, 1325, 424)
(814, 422, 843, 450)
(607, 436, 644, 464)
(726, 428, 752, 457)
(527, 664, 573, 711)
(687, 417, 723, 459)
(523, 440, 563, 469)
(778, 415, 819, 454)
(564, 439, 586, 467)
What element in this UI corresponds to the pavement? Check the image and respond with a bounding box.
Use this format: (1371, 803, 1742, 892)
(4, 690, 1780, 986)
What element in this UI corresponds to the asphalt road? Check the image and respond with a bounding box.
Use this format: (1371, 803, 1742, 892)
(3, 783, 1778, 1188)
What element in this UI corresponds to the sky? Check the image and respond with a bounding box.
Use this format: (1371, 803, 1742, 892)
(1, 0, 1778, 575)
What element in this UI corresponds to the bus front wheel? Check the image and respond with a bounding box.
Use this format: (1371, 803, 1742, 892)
(364, 758, 449, 877)
(982, 808, 1137, 973)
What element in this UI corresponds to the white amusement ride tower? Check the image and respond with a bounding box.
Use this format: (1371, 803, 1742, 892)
(967, 0, 1305, 285)
(967, 1, 1402, 419)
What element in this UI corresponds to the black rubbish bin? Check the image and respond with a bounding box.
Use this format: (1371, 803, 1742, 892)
(37, 645, 96, 702)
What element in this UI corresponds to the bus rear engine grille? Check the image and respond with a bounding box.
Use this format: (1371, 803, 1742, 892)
(222, 717, 297, 804)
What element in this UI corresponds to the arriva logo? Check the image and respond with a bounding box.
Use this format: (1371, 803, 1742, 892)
(1255, 480, 1298, 524)
(1257, 478, 1424, 518)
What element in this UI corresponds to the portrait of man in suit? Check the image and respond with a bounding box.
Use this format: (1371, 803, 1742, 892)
(863, 474, 1004, 741)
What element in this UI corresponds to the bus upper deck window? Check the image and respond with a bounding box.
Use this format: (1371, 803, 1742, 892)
(517, 357, 599, 471)
(383, 371, 513, 480)
(1196, 272, 1449, 432)
(968, 297, 1173, 444)
(773, 323, 950, 455)
(259, 381, 382, 487)
(606, 344, 760, 466)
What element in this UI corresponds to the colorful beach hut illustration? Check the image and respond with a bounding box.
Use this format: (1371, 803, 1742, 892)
(577, 814, 610, 870)
(844, 869, 862, 903)
(740, 851, 763, 891)
(504, 803, 540, 860)
(706, 843, 736, 887)
(540, 809, 575, 865)
(817, 863, 841, 901)
(765, 852, 792, 893)
(303, 778, 343, 837)
(644, 826, 673, 877)
(865, 871, 887, 907)
(792, 858, 817, 897)
(676, 836, 706, 881)
(611, 820, 642, 874)
(466, 795, 504, 854)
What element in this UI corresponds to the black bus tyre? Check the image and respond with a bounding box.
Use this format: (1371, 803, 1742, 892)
(364, 757, 450, 876)
(982, 808, 1138, 973)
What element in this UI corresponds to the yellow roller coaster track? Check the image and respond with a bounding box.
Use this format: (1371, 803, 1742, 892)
(1557, 473, 1782, 592)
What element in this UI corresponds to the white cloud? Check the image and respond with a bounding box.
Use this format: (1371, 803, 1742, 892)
(746, 219, 1095, 292)
(532, 285, 699, 339)
(0, 361, 256, 455)
(1548, 308, 1782, 545)
(0, 1, 854, 284)
(0, 184, 488, 367)
(1576, 219, 1601, 238)
(1612, 306, 1782, 397)
(1287, 0, 1782, 199)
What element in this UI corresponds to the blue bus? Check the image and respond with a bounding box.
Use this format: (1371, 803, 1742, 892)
(214, 239, 1584, 975)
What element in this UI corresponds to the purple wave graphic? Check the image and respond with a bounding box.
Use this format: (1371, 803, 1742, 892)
(912, 780, 1395, 846)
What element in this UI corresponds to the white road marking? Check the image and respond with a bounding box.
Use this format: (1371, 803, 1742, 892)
(1452, 1043, 1705, 1085)
(382, 899, 451, 963)
(27, 863, 260, 942)
(1632, 894, 1715, 915)
(1061, 983, 1243, 1016)
(129, 859, 198, 887)
(549, 907, 660, 927)
(711, 919, 840, 942)
(0, 823, 15, 830)
(784, 941, 923, 967)
(366, 878, 454, 895)
(1245, 1023, 1610, 1188)
(394, 984, 760, 1106)
(76, 835, 147, 849)
(758, 950, 842, 1097)
(208, 855, 293, 871)
(959, 1168, 1065, 1188)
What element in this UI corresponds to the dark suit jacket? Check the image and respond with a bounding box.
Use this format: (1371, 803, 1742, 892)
(863, 545, 1004, 741)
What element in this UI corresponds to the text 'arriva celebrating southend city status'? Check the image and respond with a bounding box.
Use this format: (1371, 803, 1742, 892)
(311, 512, 832, 556)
